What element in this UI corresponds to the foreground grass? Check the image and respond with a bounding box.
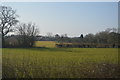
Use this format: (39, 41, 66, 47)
(2, 48, 119, 78)
(0, 48, 2, 79)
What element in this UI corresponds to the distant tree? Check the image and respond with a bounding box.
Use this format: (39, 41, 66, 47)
(95, 31, 109, 44)
(16, 23, 39, 47)
(80, 34, 83, 38)
(84, 33, 95, 43)
(64, 34, 68, 38)
(55, 34, 60, 42)
(60, 34, 69, 42)
(94, 28, 117, 44)
(46, 32, 53, 37)
(0, 6, 19, 47)
(55, 34, 60, 38)
(112, 28, 117, 33)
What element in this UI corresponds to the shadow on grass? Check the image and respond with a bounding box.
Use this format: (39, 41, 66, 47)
(25, 47, 76, 52)
(3, 47, 78, 53)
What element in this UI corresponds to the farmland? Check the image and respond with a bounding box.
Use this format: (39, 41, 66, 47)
(2, 47, 119, 78)
(1, 2, 120, 79)
(34, 41, 57, 48)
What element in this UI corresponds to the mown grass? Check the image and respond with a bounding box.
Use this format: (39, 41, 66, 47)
(2, 48, 119, 78)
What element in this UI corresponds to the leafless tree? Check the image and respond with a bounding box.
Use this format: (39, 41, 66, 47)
(0, 6, 18, 47)
(46, 32, 53, 37)
(16, 23, 39, 47)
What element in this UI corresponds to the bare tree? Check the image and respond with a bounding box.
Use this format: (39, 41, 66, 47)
(0, 6, 18, 47)
(16, 23, 39, 47)
(46, 32, 53, 37)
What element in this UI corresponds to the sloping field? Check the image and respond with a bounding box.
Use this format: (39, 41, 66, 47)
(34, 41, 57, 48)
(2, 48, 119, 78)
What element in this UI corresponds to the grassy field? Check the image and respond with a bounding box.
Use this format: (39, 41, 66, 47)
(0, 48, 2, 79)
(34, 41, 57, 48)
(2, 48, 119, 78)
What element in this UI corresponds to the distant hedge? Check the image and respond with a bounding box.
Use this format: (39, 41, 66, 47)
(56, 43, 119, 48)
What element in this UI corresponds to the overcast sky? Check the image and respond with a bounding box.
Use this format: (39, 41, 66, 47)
(1, 2, 118, 37)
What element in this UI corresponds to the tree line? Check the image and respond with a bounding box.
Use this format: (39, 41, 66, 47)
(55, 29, 120, 48)
(0, 6, 39, 48)
(0, 6, 119, 48)
(37, 29, 119, 48)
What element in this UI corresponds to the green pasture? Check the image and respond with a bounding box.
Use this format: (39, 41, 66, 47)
(2, 48, 119, 78)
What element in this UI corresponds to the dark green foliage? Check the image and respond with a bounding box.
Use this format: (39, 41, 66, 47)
(80, 34, 83, 38)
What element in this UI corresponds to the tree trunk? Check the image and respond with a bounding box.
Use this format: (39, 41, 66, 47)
(2, 35, 4, 48)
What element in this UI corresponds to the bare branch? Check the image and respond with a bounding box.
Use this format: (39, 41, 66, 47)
(0, 6, 18, 36)
(16, 22, 39, 47)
